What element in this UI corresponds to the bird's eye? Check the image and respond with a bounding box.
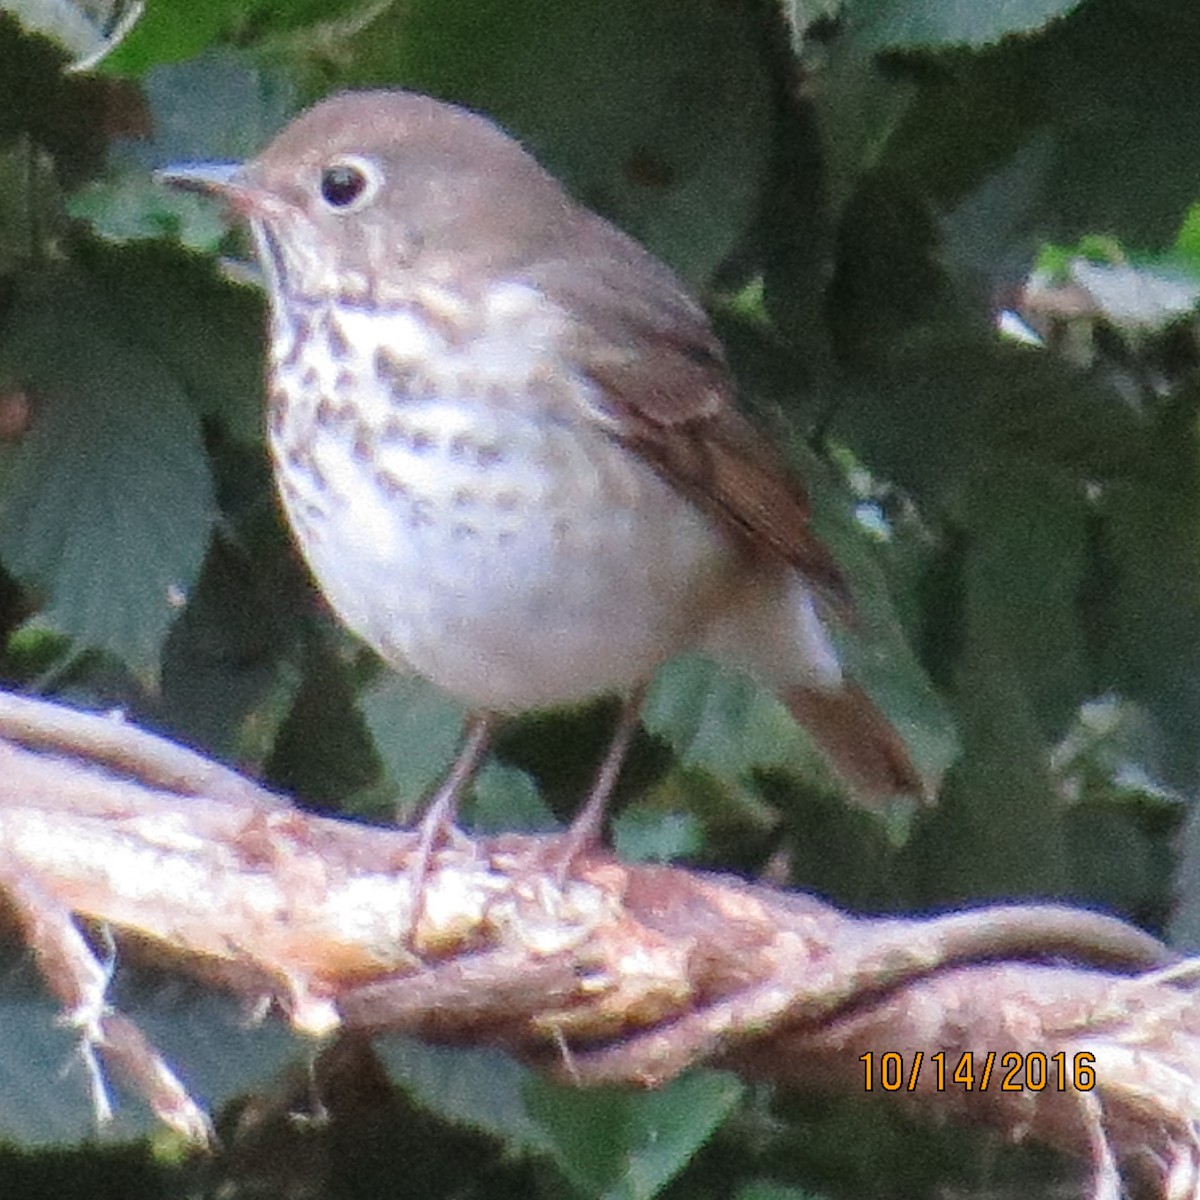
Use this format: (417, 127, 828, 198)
(318, 157, 379, 212)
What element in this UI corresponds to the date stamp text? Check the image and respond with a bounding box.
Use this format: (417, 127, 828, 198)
(860, 1051, 1096, 1093)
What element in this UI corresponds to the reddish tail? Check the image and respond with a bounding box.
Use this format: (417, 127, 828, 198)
(784, 683, 932, 807)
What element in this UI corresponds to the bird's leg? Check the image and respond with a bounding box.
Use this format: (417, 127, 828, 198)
(556, 687, 646, 875)
(407, 712, 495, 941)
(408, 712, 495, 838)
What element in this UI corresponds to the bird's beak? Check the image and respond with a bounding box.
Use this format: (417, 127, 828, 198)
(155, 162, 243, 195)
(155, 162, 269, 218)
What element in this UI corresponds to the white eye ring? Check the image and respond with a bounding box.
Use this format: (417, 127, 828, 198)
(318, 154, 381, 213)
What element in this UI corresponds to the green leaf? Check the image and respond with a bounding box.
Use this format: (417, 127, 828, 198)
(0, 945, 301, 1146)
(644, 655, 812, 779)
(525, 1071, 743, 1200)
(836, 332, 1147, 503)
(850, 0, 1087, 51)
(360, 672, 466, 818)
(0, 134, 65, 274)
(1173, 202, 1200, 273)
(612, 808, 703, 864)
(883, 2, 1200, 250)
(804, 458, 960, 793)
(77, 241, 266, 443)
(98, 0, 368, 75)
(960, 463, 1089, 739)
(266, 638, 379, 806)
(909, 637, 1070, 901)
(1067, 795, 1175, 927)
(69, 170, 229, 249)
(900, 466, 1085, 900)
(469, 761, 558, 833)
(1169, 804, 1200, 947)
(72, 52, 297, 261)
(1099, 389, 1200, 792)
(97, 0, 267, 75)
(0, 270, 214, 673)
(737, 1184, 822, 1200)
(159, 535, 304, 761)
(374, 1038, 544, 1151)
(811, 41, 917, 211)
(3, 0, 121, 63)
(782, 0, 843, 48)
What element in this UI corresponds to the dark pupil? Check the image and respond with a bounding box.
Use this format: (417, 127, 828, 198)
(320, 165, 366, 208)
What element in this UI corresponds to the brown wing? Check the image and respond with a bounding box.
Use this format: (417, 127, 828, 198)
(525, 241, 851, 616)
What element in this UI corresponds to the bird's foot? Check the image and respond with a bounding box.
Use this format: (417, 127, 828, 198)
(553, 690, 645, 886)
(405, 714, 493, 946)
(553, 807, 606, 886)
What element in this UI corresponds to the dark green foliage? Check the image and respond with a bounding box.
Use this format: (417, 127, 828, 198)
(1, 0, 1198, 1195)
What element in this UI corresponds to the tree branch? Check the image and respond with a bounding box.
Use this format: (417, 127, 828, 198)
(0, 690, 1194, 1198)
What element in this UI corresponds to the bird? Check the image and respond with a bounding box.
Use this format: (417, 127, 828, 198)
(159, 89, 930, 882)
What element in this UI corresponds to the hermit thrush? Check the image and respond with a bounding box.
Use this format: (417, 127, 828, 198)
(161, 90, 928, 866)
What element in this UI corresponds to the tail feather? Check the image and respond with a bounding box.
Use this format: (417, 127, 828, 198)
(784, 683, 932, 807)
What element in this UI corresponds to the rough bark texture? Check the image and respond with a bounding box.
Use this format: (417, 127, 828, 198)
(0, 690, 1196, 1198)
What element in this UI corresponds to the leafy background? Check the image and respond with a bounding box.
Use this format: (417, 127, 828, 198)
(2, 0, 1200, 1195)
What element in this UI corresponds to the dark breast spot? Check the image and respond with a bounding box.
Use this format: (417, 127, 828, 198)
(324, 316, 351, 360)
(279, 312, 309, 369)
(287, 445, 328, 489)
(267, 390, 288, 435)
(351, 421, 374, 462)
(380, 417, 409, 444)
(487, 381, 532, 413)
(315, 396, 352, 429)
(417, 300, 470, 348)
(375, 347, 417, 398)
(375, 470, 409, 498)
(448, 433, 503, 468)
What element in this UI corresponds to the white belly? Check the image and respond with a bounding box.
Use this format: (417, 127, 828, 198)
(268, 293, 739, 711)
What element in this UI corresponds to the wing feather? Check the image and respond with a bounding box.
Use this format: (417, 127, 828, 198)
(526, 244, 850, 614)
